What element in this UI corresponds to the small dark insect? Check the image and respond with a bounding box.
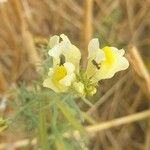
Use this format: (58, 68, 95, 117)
(92, 59, 100, 69)
(59, 54, 66, 65)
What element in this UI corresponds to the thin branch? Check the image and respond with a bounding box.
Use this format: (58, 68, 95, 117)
(86, 109, 150, 133)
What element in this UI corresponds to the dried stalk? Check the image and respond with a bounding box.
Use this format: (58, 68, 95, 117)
(86, 110, 150, 133)
(82, 0, 93, 67)
(127, 45, 150, 97)
(0, 64, 7, 92)
(13, 0, 41, 70)
(0, 2, 21, 82)
(1, 109, 150, 149)
(87, 72, 130, 115)
(127, 45, 150, 150)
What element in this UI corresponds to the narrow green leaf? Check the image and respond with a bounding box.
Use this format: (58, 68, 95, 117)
(56, 101, 86, 134)
(38, 101, 49, 150)
(82, 112, 96, 125)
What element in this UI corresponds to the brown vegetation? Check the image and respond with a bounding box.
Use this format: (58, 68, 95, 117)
(0, 0, 150, 149)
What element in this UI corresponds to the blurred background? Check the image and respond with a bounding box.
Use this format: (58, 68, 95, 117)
(0, 0, 150, 149)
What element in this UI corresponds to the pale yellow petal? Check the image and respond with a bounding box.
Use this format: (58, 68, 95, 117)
(59, 74, 75, 86)
(88, 38, 99, 59)
(48, 34, 81, 70)
(43, 78, 59, 92)
(86, 61, 98, 79)
(86, 39, 105, 78)
(48, 45, 61, 66)
(93, 47, 129, 82)
(64, 62, 75, 74)
(49, 35, 60, 48)
(60, 34, 70, 43)
(63, 45, 81, 71)
(48, 68, 54, 76)
(94, 50, 105, 63)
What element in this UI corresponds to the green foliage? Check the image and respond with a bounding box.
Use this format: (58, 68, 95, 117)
(8, 77, 87, 149)
(5, 39, 91, 149)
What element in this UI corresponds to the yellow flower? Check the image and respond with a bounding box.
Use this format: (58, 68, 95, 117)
(86, 39, 129, 83)
(43, 35, 129, 96)
(86, 39, 105, 79)
(48, 34, 81, 71)
(43, 62, 75, 92)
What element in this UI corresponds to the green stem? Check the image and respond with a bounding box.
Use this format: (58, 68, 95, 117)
(81, 97, 93, 107)
(38, 100, 49, 150)
(57, 100, 86, 134)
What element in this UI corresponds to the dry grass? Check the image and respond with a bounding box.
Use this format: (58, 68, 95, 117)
(0, 0, 149, 149)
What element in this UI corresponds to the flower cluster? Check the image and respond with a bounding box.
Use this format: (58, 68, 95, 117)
(43, 34, 129, 96)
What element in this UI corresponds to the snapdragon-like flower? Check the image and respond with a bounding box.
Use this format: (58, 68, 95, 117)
(48, 34, 81, 72)
(43, 34, 81, 93)
(43, 34, 129, 96)
(43, 62, 75, 92)
(86, 39, 129, 83)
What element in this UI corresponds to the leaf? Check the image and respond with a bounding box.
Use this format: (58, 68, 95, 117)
(56, 101, 86, 134)
(38, 101, 49, 150)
